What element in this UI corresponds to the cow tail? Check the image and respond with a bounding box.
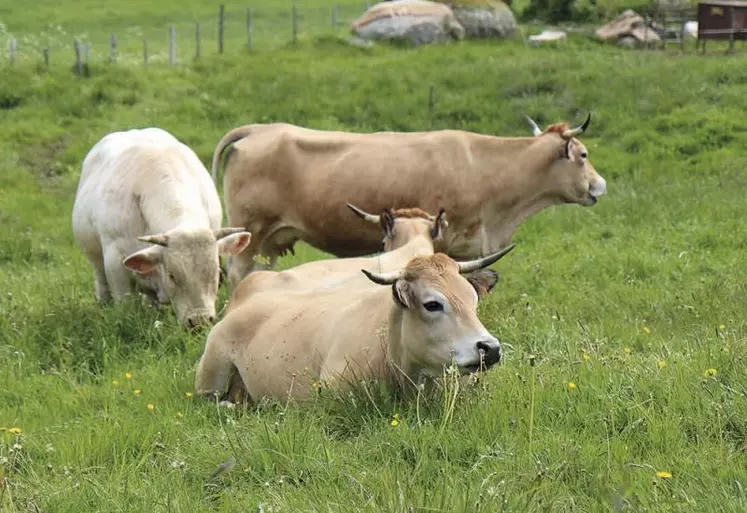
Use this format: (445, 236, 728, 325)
(210, 126, 256, 184)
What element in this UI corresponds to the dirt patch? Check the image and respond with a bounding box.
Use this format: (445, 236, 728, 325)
(17, 137, 71, 180)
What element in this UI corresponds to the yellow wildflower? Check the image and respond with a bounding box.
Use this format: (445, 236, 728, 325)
(718, 324, 725, 331)
(657, 360, 666, 369)
(147, 403, 155, 412)
(134, 389, 142, 396)
(112, 380, 120, 386)
(391, 413, 400, 427)
(704, 368, 717, 378)
(721, 347, 729, 355)
(623, 347, 632, 355)
(8, 427, 22, 435)
(176, 412, 184, 419)
(655, 471, 672, 479)
(643, 327, 651, 335)
(568, 382, 577, 391)
(582, 352, 590, 361)
(125, 372, 133, 380)
(185, 392, 193, 399)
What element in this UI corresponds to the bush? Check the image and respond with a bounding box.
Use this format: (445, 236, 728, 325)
(521, 0, 662, 23)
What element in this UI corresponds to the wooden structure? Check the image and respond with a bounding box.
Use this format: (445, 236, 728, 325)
(650, 3, 697, 50)
(696, 0, 747, 52)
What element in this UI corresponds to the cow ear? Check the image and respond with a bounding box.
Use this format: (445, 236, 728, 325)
(430, 208, 447, 241)
(466, 269, 499, 299)
(392, 280, 413, 309)
(123, 246, 163, 275)
(380, 209, 395, 240)
(564, 139, 573, 160)
(217, 232, 252, 256)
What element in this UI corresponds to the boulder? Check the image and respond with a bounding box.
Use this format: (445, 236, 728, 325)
(596, 9, 661, 44)
(442, 0, 518, 39)
(528, 29, 567, 46)
(351, 0, 465, 47)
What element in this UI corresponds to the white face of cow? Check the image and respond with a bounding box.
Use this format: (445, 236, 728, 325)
(123, 227, 251, 329)
(362, 246, 516, 376)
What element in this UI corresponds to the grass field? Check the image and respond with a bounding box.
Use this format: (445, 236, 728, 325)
(2, 0, 747, 510)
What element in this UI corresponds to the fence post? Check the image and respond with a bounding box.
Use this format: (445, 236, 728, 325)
(74, 39, 82, 75)
(218, 4, 225, 54)
(196, 22, 201, 59)
(143, 39, 148, 65)
(728, 7, 736, 53)
(109, 33, 117, 63)
(246, 8, 253, 52)
(169, 25, 176, 66)
(332, 5, 339, 27)
(9, 38, 16, 66)
(43, 48, 49, 68)
(292, 3, 298, 44)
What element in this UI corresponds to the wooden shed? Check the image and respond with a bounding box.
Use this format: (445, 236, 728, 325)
(696, 0, 747, 51)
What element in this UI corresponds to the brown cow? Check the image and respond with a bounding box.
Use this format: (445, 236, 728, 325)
(211, 114, 605, 292)
(225, 204, 448, 312)
(194, 246, 516, 404)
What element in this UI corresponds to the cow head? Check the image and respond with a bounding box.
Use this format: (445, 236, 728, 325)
(346, 203, 448, 251)
(122, 227, 251, 329)
(524, 113, 607, 206)
(361, 244, 516, 377)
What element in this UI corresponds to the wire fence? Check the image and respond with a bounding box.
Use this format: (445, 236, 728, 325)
(1, 3, 373, 72)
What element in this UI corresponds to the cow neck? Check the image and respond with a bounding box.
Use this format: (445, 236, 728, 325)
(382, 306, 416, 386)
(480, 135, 563, 250)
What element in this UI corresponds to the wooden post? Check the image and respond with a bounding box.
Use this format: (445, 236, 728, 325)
(332, 5, 339, 27)
(43, 47, 49, 68)
(196, 22, 202, 59)
(9, 38, 16, 66)
(246, 8, 253, 52)
(728, 7, 736, 53)
(428, 86, 436, 114)
(292, 3, 298, 44)
(218, 4, 225, 54)
(109, 33, 117, 62)
(143, 39, 148, 65)
(169, 25, 176, 66)
(74, 39, 82, 75)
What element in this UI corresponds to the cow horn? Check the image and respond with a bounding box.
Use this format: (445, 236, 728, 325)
(214, 227, 249, 240)
(361, 268, 405, 285)
(563, 112, 591, 139)
(347, 203, 380, 224)
(523, 114, 543, 137)
(456, 243, 517, 274)
(137, 234, 169, 247)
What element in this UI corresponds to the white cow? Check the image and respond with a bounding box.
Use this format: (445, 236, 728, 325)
(72, 128, 252, 329)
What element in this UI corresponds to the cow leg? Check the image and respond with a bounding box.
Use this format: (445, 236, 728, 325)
(103, 246, 135, 302)
(93, 266, 112, 304)
(194, 335, 236, 399)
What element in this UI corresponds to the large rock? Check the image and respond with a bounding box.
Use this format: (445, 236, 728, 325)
(351, 0, 465, 47)
(596, 9, 661, 45)
(443, 0, 518, 39)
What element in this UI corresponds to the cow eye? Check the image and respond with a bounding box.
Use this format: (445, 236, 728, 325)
(580, 151, 588, 159)
(423, 301, 443, 313)
(168, 273, 178, 285)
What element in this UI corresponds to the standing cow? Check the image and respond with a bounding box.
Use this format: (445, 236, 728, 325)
(72, 128, 252, 329)
(211, 113, 607, 292)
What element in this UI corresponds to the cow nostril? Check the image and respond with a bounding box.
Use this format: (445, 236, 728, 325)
(476, 340, 501, 364)
(208, 315, 216, 324)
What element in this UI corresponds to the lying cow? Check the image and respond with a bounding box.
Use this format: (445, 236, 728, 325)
(72, 127, 252, 329)
(194, 245, 515, 403)
(225, 204, 448, 310)
(211, 114, 606, 292)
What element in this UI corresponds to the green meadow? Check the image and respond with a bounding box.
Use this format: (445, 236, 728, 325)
(1, 0, 747, 511)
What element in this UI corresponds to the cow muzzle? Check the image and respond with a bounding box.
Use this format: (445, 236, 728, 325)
(183, 311, 216, 330)
(587, 176, 607, 205)
(462, 339, 502, 373)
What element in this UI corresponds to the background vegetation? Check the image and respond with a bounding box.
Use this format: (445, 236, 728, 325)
(1, 0, 746, 511)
